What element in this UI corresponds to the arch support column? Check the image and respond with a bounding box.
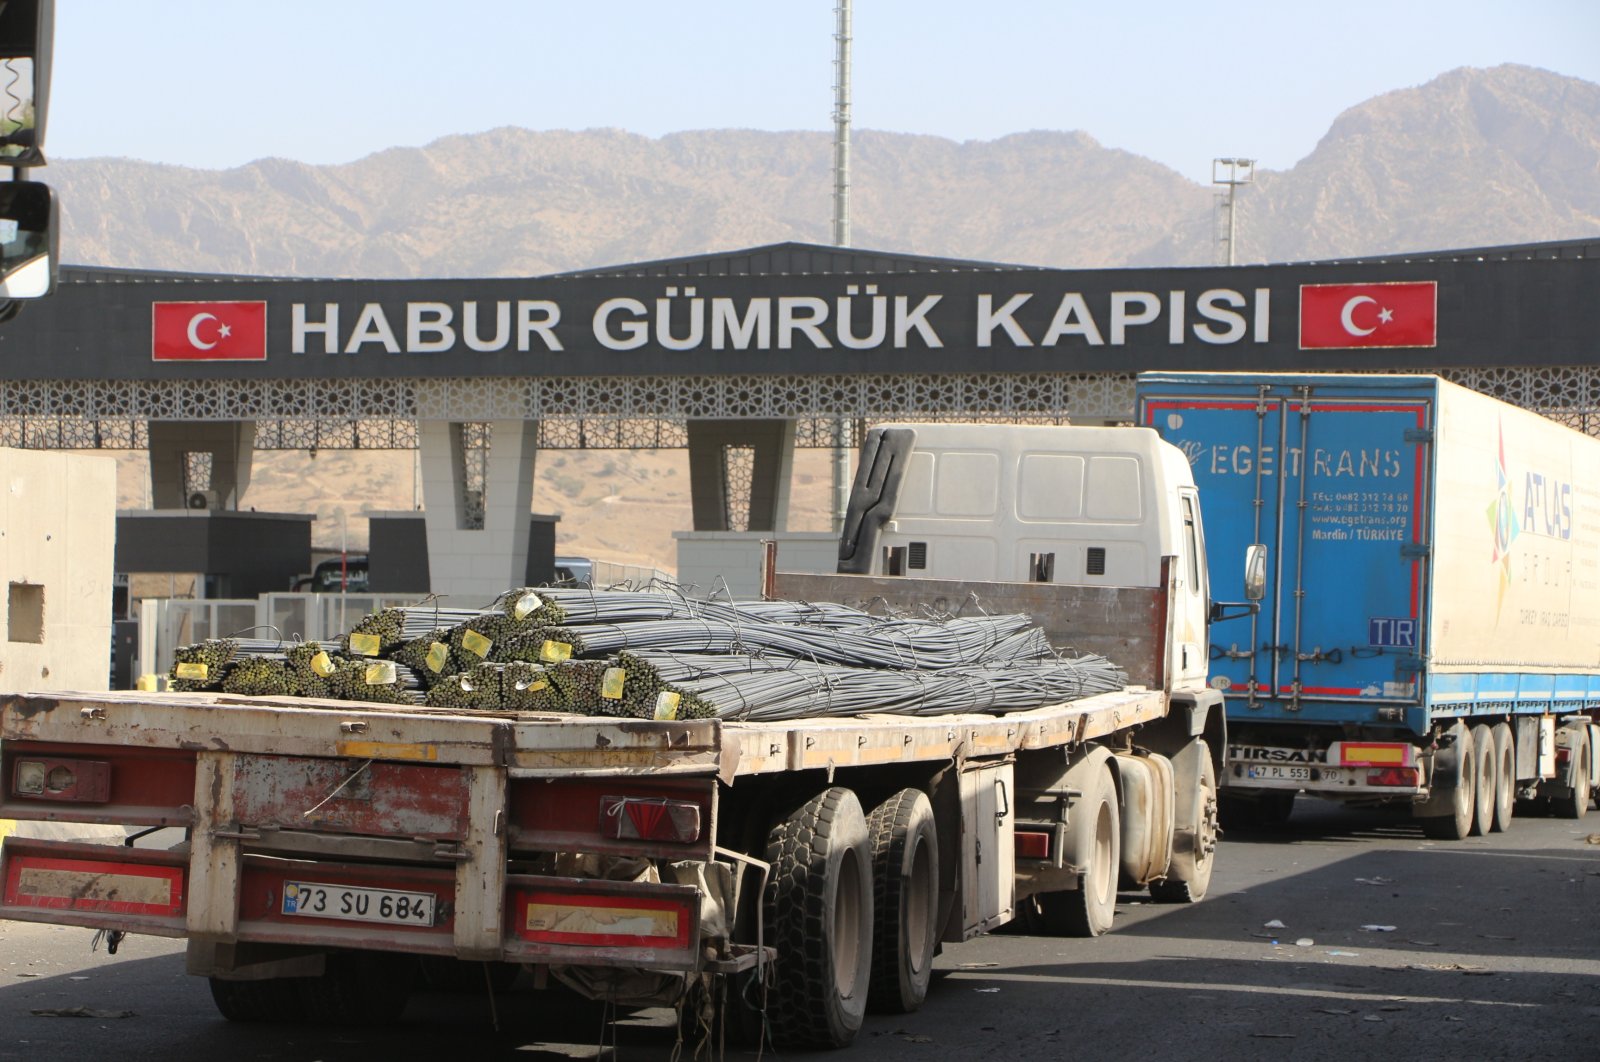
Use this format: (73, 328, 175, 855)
(686, 418, 795, 532)
(147, 421, 255, 510)
(418, 419, 539, 599)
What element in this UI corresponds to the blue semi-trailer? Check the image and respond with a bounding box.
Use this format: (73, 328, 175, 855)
(1136, 372, 1600, 838)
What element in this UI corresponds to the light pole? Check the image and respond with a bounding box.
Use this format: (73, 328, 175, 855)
(1212, 157, 1255, 266)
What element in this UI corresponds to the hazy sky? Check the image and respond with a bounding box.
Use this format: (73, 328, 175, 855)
(47, 1, 1600, 184)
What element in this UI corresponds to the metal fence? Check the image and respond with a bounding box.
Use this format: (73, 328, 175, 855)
(137, 593, 421, 681)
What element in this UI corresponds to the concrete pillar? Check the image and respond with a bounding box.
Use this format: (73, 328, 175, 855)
(418, 419, 538, 601)
(147, 421, 255, 510)
(685, 419, 796, 532)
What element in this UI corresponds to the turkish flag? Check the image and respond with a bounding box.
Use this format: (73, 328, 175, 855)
(152, 301, 268, 361)
(1299, 282, 1437, 349)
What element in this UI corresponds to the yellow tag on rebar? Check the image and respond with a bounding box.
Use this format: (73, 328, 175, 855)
(513, 591, 543, 621)
(601, 667, 627, 700)
(310, 651, 337, 677)
(425, 641, 450, 673)
(540, 640, 573, 663)
(175, 662, 209, 680)
(348, 633, 382, 657)
(653, 691, 681, 721)
(461, 629, 493, 659)
(521, 671, 560, 697)
(364, 661, 397, 686)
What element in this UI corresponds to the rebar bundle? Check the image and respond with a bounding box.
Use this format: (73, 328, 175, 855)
(169, 639, 239, 691)
(202, 585, 1127, 724)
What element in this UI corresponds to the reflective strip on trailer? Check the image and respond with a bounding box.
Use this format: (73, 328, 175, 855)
(506, 875, 701, 969)
(0, 838, 188, 933)
(1333, 742, 1414, 767)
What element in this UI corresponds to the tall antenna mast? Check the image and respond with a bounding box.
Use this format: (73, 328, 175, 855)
(829, 0, 854, 531)
(831, 0, 852, 247)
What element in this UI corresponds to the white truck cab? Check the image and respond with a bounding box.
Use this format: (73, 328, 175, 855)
(838, 423, 1215, 695)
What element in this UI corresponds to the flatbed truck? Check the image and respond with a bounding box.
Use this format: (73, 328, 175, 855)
(0, 422, 1226, 1049)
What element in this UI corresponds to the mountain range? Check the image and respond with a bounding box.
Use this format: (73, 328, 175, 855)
(57, 63, 1600, 570)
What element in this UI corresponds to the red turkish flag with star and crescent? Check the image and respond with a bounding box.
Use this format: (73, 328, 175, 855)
(1299, 282, 1437, 349)
(152, 301, 268, 361)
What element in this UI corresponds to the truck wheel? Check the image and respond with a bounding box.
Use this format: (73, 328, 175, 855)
(866, 789, 940, 1014)
(1039, 761, 1120, 937)
(1150, 740, 1218, 904)
(764, 786, 874, 1049)
(1552, 728, 1592, 820)
(1470, 724, 1496, 837)
(295, 951, 413, 1025)
(1491, 723, 1515, 833)
(1420, 724, 1476, 840)
(208, 976, 301, 1023)
(1219, 791, 1293, 831)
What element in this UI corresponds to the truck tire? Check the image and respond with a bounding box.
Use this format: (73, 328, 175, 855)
(763, 786, 874, 1049)
(1219, 790, 1293, 831)
(208, 976, 301, 1023)
(1552, 728, 1592, 820)
(208, 951, 411, 1025)
(1038, 761, 1120, 937)
(295, 950, 413, 1025)
(1491, 723, 1515, 833)
(1420, 723, 1475, 840)
(1470, 723, 1496, 837)
(866, 789, 940, 1014)
(1150, 739, 1218, 904)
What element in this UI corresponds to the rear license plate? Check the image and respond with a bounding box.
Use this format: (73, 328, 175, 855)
(1245, 765, 1344, 783)
(281, 881, 436, 927)
(1248, 765, 1310, 781)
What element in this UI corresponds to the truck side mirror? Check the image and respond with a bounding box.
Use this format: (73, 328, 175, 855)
(0, 179, 55, 298)
(1244, 543, 1267, 601)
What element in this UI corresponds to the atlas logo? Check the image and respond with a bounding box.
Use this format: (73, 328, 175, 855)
(1485, 420, 1518, 618)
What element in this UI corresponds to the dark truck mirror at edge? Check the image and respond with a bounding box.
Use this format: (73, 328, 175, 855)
(0, 179, 56, 298)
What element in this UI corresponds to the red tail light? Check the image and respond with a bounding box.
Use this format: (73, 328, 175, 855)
(599, 796, 702, 844)
(12, 758, 111, 803)
(1367, 767, 1421, 787)
(1555, 747, 1571, 765)
(1014, 830, 1051, 859)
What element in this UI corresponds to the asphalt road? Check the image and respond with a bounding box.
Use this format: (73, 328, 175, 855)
(1, 800, 1596, 1061)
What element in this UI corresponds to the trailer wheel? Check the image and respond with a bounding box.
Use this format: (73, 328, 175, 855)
(1491, 723, 1515, 833)
(1150, 740, 1218, 904)
(763, 786, 874, 1049)
(1470, 724, 1496, 837)
(1552, 728, 1591, 820)
(208, 976, 301, 1023)
(1420, 724, 1476, 840)
(1219, 790, 1293, 831)
(1039, 761, 1120, 937)
(296, 951, 413, 1025)
(865, 788, 940, 1014)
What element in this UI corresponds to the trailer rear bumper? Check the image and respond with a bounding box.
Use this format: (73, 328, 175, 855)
(0, 837, 706, 973)
(1225, 740, 1424, 797)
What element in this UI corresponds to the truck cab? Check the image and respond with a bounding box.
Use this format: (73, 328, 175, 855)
(837, 423, 1215, 696)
